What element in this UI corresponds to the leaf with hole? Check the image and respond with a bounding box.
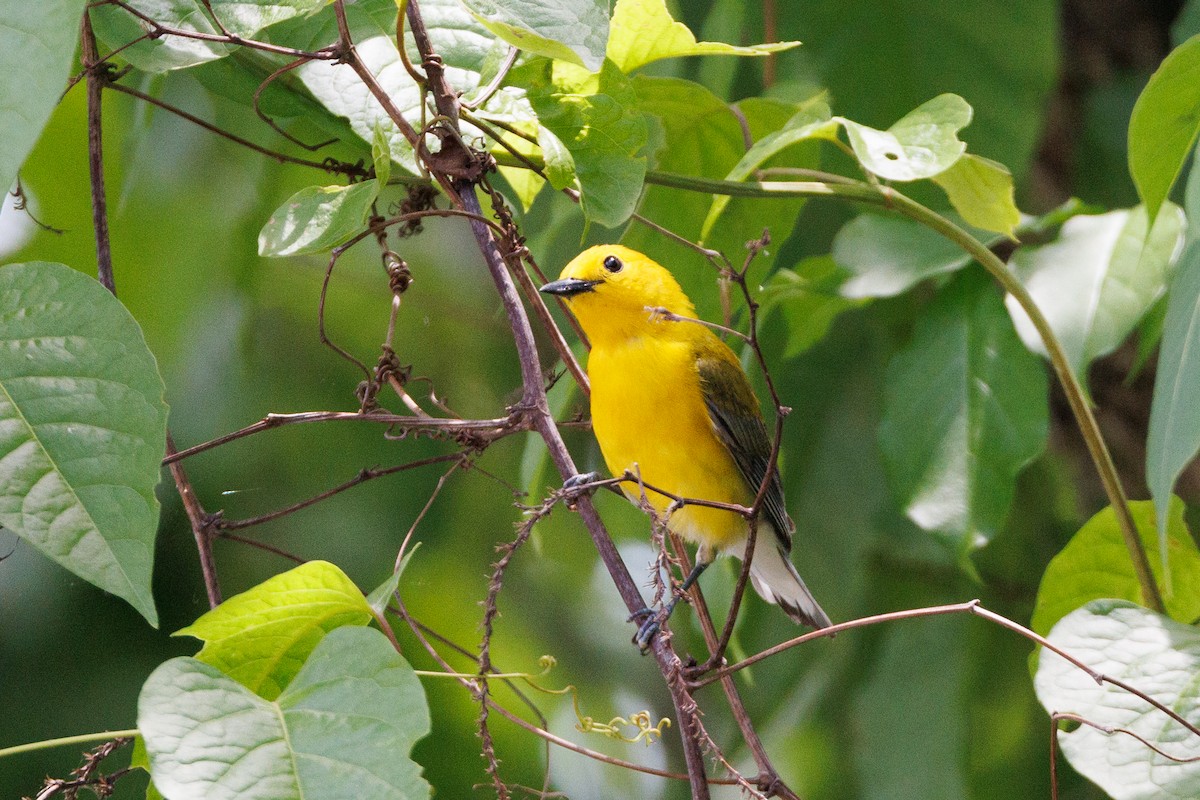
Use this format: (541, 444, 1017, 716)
(140, 626, 431, 800)
(0, 262, 166, 626)
(837, 94, 972, 182)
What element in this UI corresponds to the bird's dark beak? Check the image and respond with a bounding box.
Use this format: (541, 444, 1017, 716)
(538, 278, 602, 297)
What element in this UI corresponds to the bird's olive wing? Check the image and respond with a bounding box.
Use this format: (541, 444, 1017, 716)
(695, 351, 793, 551)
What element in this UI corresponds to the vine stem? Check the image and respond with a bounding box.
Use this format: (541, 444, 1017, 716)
(639, 171, 1165, 614)
(80, 12, 114, 293)
(0, 730, 139, 760)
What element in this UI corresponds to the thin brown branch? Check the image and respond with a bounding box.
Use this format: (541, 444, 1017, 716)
(161, 409, 528, 465)
(80, 13, 114, 293)
(165, 434, 222, 607)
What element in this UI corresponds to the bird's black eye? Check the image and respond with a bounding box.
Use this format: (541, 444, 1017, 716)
(603, 255, 623, 273)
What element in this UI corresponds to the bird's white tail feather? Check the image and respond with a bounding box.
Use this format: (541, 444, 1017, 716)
(746, 528, 831, 629)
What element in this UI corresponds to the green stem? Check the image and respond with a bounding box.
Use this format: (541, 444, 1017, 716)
(641, 169, 1166, 614)
(0, 729, 139, 760)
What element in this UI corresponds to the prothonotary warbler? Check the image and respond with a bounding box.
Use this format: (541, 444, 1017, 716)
(540, 245, 831, 648)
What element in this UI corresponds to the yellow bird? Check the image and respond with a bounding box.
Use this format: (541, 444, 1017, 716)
(540, 245, 830, 647)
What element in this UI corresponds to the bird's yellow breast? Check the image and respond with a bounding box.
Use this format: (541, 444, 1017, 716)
(588, 334, 751, 552)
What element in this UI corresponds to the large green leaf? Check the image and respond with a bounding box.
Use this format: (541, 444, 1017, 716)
(837, 94, 971, 182)
(526, 61, 647, 227)
(1128, 34, 1200, 223)
(778, 0, 1058, 179)
(91, 0, 328, 72)
(878, 270, 1047, 554)
(1034, 601, 1200, 800)
(832, 213, 997, 299)
(1005, 204, 1186, 384)
(140, 626, 431, 800)
(175, 560, 373, 700)
(0, 263, 166, 626)
(1148, 147, 1200, 576)
(460, 0, 609, 71)
(0, 0, 86, 194)
(258, 181, 381, 257)
(606, 0, 799, 74)
(622, 77, 814, 321)
(1031, 499, 1200, 636)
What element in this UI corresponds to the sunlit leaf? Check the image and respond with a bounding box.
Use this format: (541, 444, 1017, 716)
(931, 154, 1020, 238)
(175, 560, 373, 700)
(460, 0, 609, 71)
(140, 627, 431, 800)
(878, 270, 1047, 554)
(0, 0, 85, 195)
(1128, 34, 1200, 223)
(527, 61, 647, 227)
(837, 94, 972, 182)
(606, 0, 799, 74)
(1032, 498, 1200, 636)
(1005, 204, 1185, 383)
(258, 181, 380, 257)
(0, 262, 166, 626)
(1035, 601, 1200, 800)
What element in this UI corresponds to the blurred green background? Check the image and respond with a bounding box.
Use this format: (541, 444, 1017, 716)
(3, 1, 1194, 798)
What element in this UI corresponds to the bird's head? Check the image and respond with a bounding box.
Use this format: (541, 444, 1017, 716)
(539, 245, 696, 344)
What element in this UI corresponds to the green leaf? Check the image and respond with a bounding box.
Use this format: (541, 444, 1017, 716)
(1032, 499, 1200, 636)
(286, 0, 535, 172)
(1128, 34, 1200, 223)
(527, 61, 647, 227)
(878, 270, 1048, 554)
(0, 0, 85, 195)
(606, 0, 799, 74)
(837, 94, 972, 182)
(758, 256, 865, 358)
(1034, 601, 1200, 800)
(832, 213, 999, 299)
(931, 154, 1021, 238)
(0, 262, 166, 626)
(92, 0, 328, 72)
(777, 1, 1057, 181)
(140, 626, 431, 800)
(258, 181, 381, 257)
(460, 0, 609, 71)
(1005, 204, 1186, 383)
(622, 78, 815, 321)
(1149, 147, 1200, 579)
(700, 102, 838, 242)
(538, 124, 575, 191)
(366, 544, 419, 617)
(175, 560, 373, 700)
